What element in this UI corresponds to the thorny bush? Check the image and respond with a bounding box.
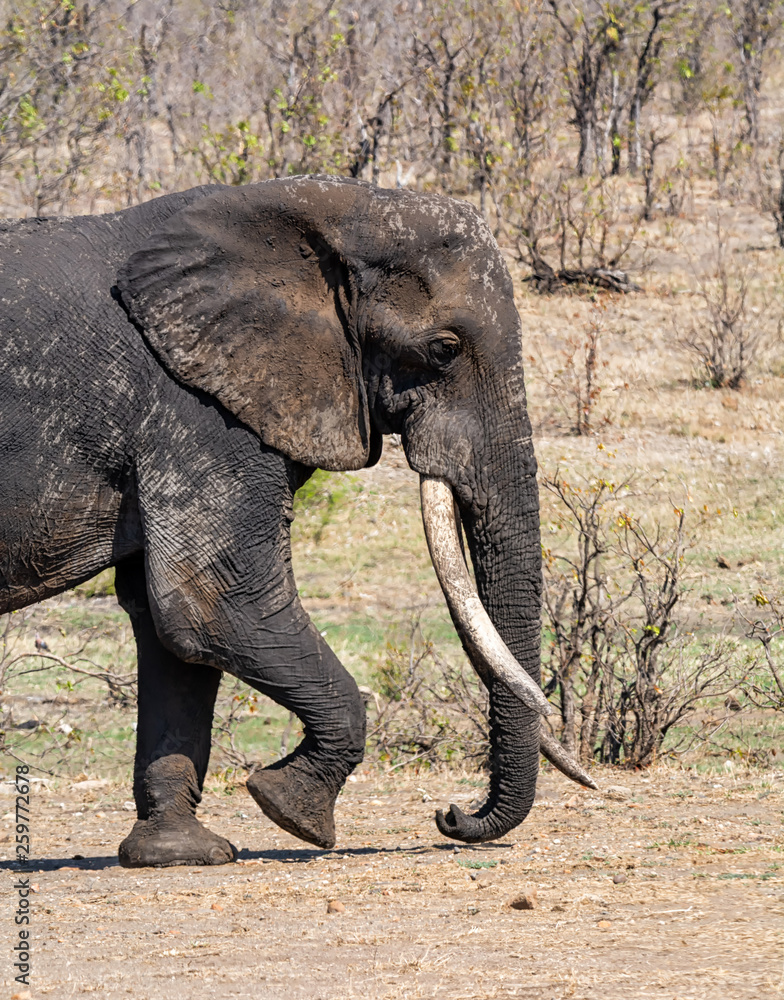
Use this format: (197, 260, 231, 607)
(673, 217, 782, 390)
(540, 459, 744, 768)
(368, 610, 488, 770)
(500, 169, 647, 294)
(530, 298, 613, 436)
(738, 591, 784, 712)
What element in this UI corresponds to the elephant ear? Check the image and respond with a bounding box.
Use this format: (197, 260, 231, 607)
(116, 180, 371, 470)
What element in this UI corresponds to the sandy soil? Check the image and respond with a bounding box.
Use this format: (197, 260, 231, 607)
(2, 765, 782, 1000)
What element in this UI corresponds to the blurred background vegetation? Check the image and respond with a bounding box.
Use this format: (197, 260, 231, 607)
(0, 0, 782, 245)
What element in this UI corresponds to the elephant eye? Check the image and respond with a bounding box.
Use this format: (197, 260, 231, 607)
(428, 334, 461, 368)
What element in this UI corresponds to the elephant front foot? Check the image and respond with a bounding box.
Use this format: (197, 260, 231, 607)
(119, 817, 236, 868)
(119, 754, 237, 868)
(246, 760, 339, 850)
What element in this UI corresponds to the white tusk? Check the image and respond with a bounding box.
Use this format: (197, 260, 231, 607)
(539, 724, 598, 789)
(419, 475, 553, 717)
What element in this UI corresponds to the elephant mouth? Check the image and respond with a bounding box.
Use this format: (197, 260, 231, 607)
(419, 474, 596, 790)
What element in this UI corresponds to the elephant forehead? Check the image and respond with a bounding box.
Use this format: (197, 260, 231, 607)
(376, 215, 514, 325)
(424, 263, 519, 332)
(375, 194, 502, 264)
(381, 194, 488, 244)
(277, 172, 478, 234)
(270, 175, 508, 276)
(378, 202, 515, 312)
(226, 177, 517, 328)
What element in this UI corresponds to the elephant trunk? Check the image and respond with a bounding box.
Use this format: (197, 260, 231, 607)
(420, 446, 593, 844)
(419, 476, 552, 718)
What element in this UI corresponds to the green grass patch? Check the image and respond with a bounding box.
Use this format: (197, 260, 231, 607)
(716, 872, 780, 881)
(74, 568, 116, 598)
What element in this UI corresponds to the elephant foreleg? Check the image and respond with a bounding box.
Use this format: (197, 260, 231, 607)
(114, 555, 236, 868)
(237, 605, 367, 849)
(134, 406, 367, 851)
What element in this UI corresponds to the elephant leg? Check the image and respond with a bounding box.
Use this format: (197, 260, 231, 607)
(114, 555, 236, 868)
(237, 605, 366, 850)
(141, 543, 366, 851)
(135, 399, 366, 850)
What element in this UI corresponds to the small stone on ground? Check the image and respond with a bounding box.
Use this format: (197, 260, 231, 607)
(509, 890, 538, 911)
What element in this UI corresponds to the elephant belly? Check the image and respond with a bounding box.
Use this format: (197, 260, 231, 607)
(0, 446, 142, 614)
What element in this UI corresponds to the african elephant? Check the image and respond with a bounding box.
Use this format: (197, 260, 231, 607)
(0, 176, 591, 867)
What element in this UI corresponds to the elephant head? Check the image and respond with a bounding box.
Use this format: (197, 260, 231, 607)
(117, 176, 592, 844)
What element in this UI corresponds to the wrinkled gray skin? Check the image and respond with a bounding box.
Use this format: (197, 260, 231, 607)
(0, 177, 541, 865)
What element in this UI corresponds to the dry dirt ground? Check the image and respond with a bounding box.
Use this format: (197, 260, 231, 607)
(2, 765, 782, 1000)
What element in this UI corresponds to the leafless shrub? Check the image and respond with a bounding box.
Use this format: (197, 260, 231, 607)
(502, 169, 646, 293)
(210, 680, 263, 771)
(367, 610, 488, 770)
(674, 218, 777, 389)
(531, 299, 613, 436)
(661, 154, 694, 218)
(0, 609, 137, 773)
(701, 81, 745, 201)
(0, 612, 136, 709)
(541, 466, 741, 768)
(670, 707, 779, 769)
(737, 591, 784, 712)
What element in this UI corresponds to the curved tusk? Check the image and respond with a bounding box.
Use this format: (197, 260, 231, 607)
(539, 724, 598, 789)
(420, 475, 553, 718)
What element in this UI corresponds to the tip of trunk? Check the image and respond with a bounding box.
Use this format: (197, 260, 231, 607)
(436, 805, 493, 844)
(434, 799, 533, 845)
